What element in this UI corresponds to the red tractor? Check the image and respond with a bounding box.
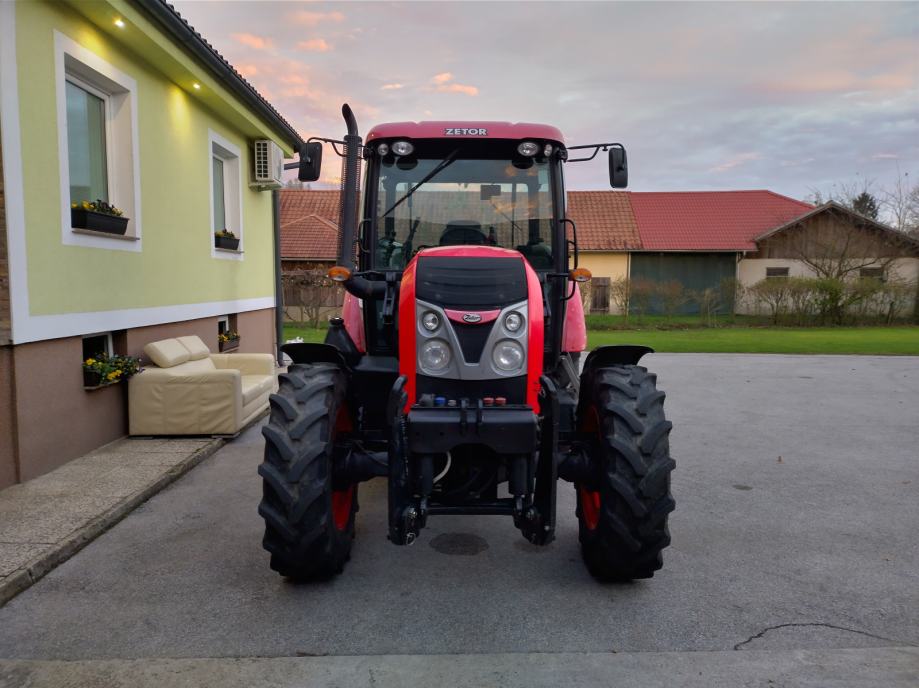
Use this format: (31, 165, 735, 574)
(259, 105, 675, 581)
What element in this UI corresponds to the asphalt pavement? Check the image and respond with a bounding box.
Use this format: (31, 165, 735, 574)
(1, 354, 917, 686)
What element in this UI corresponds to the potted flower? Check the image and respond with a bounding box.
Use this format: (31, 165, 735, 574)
(71, 200, 129, 235)
(214, 229, 240, 251)
(218, 330, 240, 352)
(83, 353, 143, 390)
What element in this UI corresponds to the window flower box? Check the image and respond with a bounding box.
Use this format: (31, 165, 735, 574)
(215, 229, 239, 251)
(218, 332, 240, 352)
(83, 354, 142, 391)
(71, 201, 129, 236)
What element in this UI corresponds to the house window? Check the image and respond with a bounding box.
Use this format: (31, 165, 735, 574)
(209, 130, 243, 260)
(766, 267, 789, 279)
(859, 267, 885, 282)
(65, 79, 109, 204)
(82, 332, 113, 361)
(55, 31, 141, 250)
(212, 157, 226, 231)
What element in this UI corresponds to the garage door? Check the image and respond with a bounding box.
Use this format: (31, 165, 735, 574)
(629, 253, 738, 314)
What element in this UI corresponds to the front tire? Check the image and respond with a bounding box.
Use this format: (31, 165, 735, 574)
(258, 363, 357, 580)
(576, 364, 675, 581)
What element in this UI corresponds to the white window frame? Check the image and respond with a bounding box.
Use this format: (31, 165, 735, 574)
(208, 130, 244, 261)
(54, 31, 142, 252)
(82, 332, 113, 358)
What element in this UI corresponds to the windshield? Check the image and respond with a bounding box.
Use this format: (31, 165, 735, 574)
(374, 148, 554, 270)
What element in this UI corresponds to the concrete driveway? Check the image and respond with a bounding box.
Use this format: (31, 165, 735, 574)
(1, 354, 917, 687)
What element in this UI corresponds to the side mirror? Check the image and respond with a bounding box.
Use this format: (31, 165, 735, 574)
(609, 146, 628, 188)
(480, 184, 501, 200)
(298, 141, 323, 182)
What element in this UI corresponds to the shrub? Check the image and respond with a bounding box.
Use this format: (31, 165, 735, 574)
(875, 278, 916, 324)
(695, 287, 721, 327)
(749, 278, 790, 325)
(786, 277, 819, 325)
(609, 277, 631, 321)
(656, 280, 689, 320)
(719, 277, 745, 320)
(629, 279, 656, 321)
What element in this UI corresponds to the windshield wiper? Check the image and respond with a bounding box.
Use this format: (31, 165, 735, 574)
(381, 149, 460, 218)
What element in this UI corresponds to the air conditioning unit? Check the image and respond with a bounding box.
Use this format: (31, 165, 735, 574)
(250, 140, 284, 190)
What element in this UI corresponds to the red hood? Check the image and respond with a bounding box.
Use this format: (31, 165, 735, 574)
(416, 245, 522, 259)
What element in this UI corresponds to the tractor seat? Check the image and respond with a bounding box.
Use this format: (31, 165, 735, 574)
(516, 240, 553, 269)
(439, 221, 486, 246)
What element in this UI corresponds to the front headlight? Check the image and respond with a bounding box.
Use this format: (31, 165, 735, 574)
(421, 339, 451, 372)
(421, 311, 440, 332)
(492, 340, 524, 372)
(504, 312, 523, 332)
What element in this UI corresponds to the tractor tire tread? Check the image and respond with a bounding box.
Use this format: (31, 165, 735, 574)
(258, 363, 356, 581)
(577, 363, 676, 582)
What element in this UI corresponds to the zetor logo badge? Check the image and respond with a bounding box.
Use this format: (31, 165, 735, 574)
(444, 128, 487, 136)
(462, 313, 483, 323)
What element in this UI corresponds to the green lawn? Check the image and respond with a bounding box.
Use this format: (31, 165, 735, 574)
(283, 323, 329, 343)
(588, 327, 919, 355)
(284, 323, 919, 355)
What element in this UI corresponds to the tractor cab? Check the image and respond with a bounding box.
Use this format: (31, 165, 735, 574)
(365, 125, 566, 273)
(259, 105, 673, 582)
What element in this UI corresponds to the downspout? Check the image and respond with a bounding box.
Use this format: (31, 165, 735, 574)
(272, 189, 284, 365)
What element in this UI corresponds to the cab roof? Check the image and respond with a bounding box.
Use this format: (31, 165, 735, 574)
(365, 121, 565, 144)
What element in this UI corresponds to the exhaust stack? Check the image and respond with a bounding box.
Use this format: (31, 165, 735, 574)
(330, 104, 382, 299)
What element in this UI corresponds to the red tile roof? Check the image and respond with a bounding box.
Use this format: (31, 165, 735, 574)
(279, 190, 340, 260)
(278, 188, 816, 259)
(567, 191, 641, 250)
(628, 190, 813, 251)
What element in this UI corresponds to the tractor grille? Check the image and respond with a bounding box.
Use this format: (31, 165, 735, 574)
(451, 321, 495, 364)
(415, 257, 526, 310)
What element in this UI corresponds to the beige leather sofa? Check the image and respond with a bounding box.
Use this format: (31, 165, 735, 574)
(128, 335, 276, 436)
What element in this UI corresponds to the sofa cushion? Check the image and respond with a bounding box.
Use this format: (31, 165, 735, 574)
(145, 339, 190, 368)
(177, 335, 210, 360)
(241, 375, 273, 406)
(170, 357, 217, 374)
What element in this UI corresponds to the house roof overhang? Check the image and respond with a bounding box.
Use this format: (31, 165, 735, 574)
(66, 0, 302, 155)
(754, 201, 919, 253)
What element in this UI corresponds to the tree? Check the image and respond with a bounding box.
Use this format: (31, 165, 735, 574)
(282, 269, 336, 327)
(879, 169, 919, 237)
(807, 175, 875, 212)
(785, 208, 905, 282)
(851, 191, 879, 220)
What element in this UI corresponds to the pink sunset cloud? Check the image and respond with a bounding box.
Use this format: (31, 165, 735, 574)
(172, 0, 918, 199)
(297, 39, 332, 53)
(230, 32, 273, 51)
(430, 72, 478, 96)
(290, 10, 345, 27)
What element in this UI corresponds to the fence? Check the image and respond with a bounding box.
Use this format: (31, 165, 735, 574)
(282, 270, 343, 326)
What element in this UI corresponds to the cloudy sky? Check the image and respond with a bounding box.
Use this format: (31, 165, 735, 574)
(174, 1, 919, 201)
